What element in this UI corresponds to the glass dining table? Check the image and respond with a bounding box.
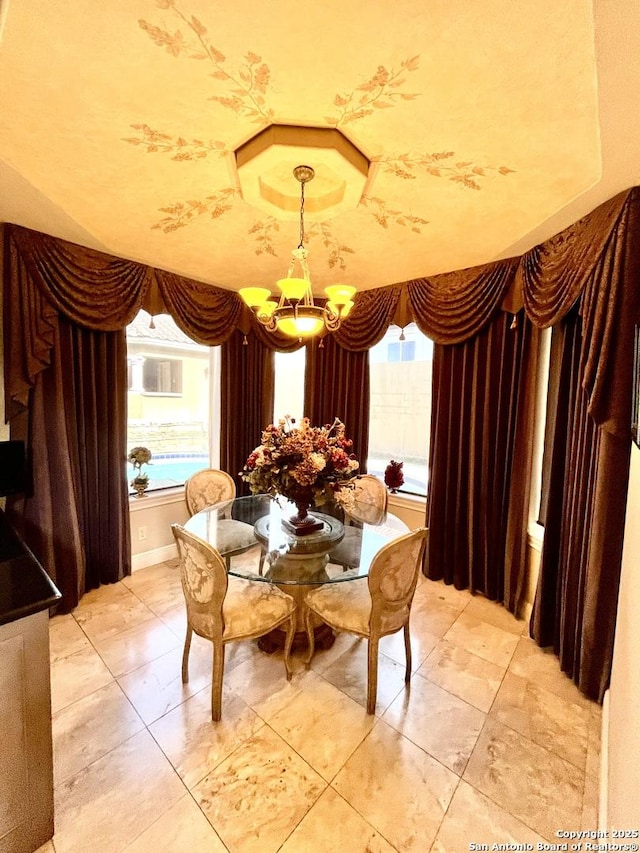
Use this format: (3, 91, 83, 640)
(183, 493, 409, 651)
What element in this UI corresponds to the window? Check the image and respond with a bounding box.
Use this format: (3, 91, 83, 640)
(387, 340, 415, 363)
(126, 311, 212, 492)
(368, 323, 433, 497)
(273, 347, 306, 423)
(142, 358, 182, 394)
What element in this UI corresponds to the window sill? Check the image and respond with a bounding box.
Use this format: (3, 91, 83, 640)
(129, 486, 184, 511)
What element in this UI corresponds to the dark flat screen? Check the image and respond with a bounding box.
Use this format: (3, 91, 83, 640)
(0, 441, 27, 497)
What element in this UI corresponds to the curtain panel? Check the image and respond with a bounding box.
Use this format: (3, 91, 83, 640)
(303, 336, 370, 469)
(526, 188, 640, 701)
(6, 316, 130, 612)
(427, 311, 534, 611)
(220, 330, 275, 495)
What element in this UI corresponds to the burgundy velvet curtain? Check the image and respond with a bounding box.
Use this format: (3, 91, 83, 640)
(6, 316, 130, 611)
(523, 189, 640, 700)
(220, 330, 275, 495)
(427, 311, 534, 610)
(304, 335, 370, 468)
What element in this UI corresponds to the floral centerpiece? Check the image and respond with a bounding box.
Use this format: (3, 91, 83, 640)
(240, 416, 359, 534)
(129, 446, 152, 498)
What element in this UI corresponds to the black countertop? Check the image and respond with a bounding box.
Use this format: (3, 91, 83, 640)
(0, 510, 61, 626)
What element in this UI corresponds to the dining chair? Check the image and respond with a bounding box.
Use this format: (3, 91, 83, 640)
(328, 474, 389, 571)
(184, 468, 255, 570)
(304, 526, 428, 714)
(171, 523, 296, 721)
(184, 468, 236, 515)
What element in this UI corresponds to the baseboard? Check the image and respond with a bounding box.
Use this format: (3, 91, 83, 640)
(131, 543, 177, 572)
(599, 688, 610, 830)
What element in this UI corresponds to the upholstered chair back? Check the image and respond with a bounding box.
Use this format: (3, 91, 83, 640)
(368, 527, 428, 635)
(348, 474, 388, 525)
(185, 468, 236, 516)
(172, 524, 228, 641)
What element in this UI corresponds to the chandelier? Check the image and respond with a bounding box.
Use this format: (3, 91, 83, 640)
(239, 165, 356, 338)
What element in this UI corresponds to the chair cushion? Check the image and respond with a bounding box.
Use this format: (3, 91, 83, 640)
(222, 578, 296, 640)
(305, 579, 371, 636)
(327, 526, 362, 569)
(215, 519, 256, 555)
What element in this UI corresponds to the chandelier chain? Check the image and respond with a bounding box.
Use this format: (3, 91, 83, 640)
(299, 178, 306, 249)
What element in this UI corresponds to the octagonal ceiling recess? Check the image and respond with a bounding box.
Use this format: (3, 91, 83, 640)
(234, 125, 370, 221)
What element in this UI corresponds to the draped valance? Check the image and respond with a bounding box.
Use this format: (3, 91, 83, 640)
(4, 187, 640, 435)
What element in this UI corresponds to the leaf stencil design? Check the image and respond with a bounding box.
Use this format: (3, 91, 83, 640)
(249, 219, 281, 256)
(307, 223, 355, 271)
(138, 0, 274, 123)
(326, 57, 420, 126)
(152, 187, 240, 232)
(123, 124, 229, 159)
(360, 196, 429, 233)
(374, 152, 516, 189)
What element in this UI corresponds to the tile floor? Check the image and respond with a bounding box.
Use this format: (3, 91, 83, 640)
(41, 554, 602, 853)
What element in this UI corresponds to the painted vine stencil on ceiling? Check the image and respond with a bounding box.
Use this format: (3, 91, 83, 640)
(124, 0, 515, 272)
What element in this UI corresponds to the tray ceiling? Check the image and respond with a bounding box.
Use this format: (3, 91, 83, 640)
(1, 0, 639, 295)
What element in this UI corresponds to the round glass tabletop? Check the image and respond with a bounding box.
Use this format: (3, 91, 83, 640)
(183, 493, 409, 586)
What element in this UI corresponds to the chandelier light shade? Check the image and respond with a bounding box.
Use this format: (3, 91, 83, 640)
(239, 165, 356, 338)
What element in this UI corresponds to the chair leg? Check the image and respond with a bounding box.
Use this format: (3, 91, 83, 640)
(182, 624, 193, 683)
(403, 623, 412, 683)
(303, 606, 316, 668)
(211, 642, 225, 722)
(366, 637, 379, 715)
(283, 615, 295, 681)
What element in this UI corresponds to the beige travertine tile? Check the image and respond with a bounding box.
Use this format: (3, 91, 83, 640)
(73, 584, 157, 643)
(430, 779, 547, 852)
(122, 561, 183, 615)
(384, 672, 486, 775)
(508, 636, 595, 708)
(463, 718, 584, 842)
(48, 614, 91, 663)
(50, 643, 114, 714)
(267, 670, 375, 781)
(91, 614, 181, 677)
(306, 631, 363, 674)
(158, 602, 188, 638)
(223, 646, 308, 720)
(53, 729, 185, 853)
(73, 580, 133, 610)
(321, 641, 407, 713)
(379, 619, 439, 669)
(123, 794, 227, 852)
(419, 639, 505, 712)
(117, 638, 213, 725)
(149, 686, 264, 789)
(415, 577, 473, 612)
(406, 594, 462, 641)
(52, 681, 144, 786)
(444, 611, 519, 667)
(490, 671, 590, 770)
(463, 593, 527, 634)
(279, 786, 396, 852)
(333, 719, 458, 852)
(192, 725, 326, 853)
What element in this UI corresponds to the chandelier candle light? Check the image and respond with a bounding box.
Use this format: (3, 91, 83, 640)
(239, 166, 356, 338)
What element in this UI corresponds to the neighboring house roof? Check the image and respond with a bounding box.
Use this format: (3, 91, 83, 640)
(126, 310, 199, 346)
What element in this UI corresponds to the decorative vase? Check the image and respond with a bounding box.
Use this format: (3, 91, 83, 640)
(282, 498, 324, 536)
(132, 479, 148, 499)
